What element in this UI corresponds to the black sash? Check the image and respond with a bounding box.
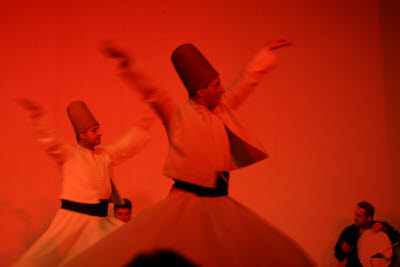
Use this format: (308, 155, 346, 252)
(173, 172, 229, 197)
(61, 199, 109, 217)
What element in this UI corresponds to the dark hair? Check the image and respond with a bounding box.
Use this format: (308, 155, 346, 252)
(114, 198, 132, 211)
(357, 201, 375, 218)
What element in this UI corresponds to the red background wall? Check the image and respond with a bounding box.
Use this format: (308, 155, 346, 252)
(1, 0, 399, 266)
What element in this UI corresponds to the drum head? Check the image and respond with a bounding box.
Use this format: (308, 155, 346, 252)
(357, 229, 393, 267)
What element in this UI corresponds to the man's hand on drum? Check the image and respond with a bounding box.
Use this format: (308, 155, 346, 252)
(371, 222, 387, 232)
(340, 241, 353, 253)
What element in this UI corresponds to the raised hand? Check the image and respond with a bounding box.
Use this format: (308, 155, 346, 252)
(101, 40, 132, 68)
(17, 98, 43, 118)
(267, 36, 292, 50)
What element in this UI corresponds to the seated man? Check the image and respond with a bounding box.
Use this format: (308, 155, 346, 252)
(334, 201, 400, 267)
(114, 198, 133, 223)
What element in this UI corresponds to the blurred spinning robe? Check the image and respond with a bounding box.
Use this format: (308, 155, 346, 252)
(13, 101, 150, 267)
(65, 44, 315, 267)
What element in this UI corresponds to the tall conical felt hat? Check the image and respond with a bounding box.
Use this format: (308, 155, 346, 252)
(66, 101, 99, 136)
(171, 44, 219, 96)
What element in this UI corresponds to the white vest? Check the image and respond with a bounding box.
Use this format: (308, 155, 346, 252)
(163, 100, 268, 187)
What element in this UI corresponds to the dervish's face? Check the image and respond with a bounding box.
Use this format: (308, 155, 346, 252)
(353, 207, 371, 228)
(201, 76, 225, 109)
(80, 125, 102, 148)
(114, 208, 132, 223)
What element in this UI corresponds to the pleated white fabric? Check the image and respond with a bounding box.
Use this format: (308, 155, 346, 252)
(13, 209, 123, 267)
(65, 188, 315, 267)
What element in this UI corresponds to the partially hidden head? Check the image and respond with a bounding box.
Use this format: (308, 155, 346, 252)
(114, 198, 132, 223)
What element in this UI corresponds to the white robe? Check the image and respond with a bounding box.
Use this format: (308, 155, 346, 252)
(13, 114, 151, 267)
(65, 46, 316, 267)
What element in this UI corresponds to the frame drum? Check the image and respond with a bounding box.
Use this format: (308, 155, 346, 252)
(357, 229, 393, 267)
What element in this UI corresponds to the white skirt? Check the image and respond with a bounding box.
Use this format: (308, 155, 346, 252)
(64, 188, 315, 267)
(13, 208, 123, 267)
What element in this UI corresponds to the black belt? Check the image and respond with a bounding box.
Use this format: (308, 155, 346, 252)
(61, 199, 109, 217)
(173, 172, 229, 197)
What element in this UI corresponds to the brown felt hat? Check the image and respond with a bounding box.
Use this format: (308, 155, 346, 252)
(66, 101, 99, 136)
(171, 44, 219, 96)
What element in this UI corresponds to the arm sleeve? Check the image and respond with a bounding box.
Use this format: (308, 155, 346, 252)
(103, 118, 152, 166)
(223, 47, 277, 110)
(30, 113, 70, 164)
(118, 66, 178, 129)
(334, 230, 348, 262)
